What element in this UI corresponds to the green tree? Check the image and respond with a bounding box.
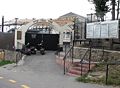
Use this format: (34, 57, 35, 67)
(88, 0, 118, 20)
(93, 0, 110, 21)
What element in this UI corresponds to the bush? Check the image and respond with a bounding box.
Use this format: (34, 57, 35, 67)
(0, 60, 14, 66)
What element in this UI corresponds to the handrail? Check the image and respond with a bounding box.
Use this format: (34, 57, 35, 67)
(80, 48, 90, 63)
(80, 45, 105, 76)
(63, 45, 73, 60)
(63, 45, 74, 75)
(80, 48, 90, 76)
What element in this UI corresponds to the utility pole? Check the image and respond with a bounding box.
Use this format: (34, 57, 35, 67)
(111, 0, 116, 20)
(2, 16, 4, 32)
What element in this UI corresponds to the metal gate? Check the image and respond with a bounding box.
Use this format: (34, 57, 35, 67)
(25, 32, 59, 51)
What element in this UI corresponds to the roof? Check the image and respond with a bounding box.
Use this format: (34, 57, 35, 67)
(59, 12, 86, 19)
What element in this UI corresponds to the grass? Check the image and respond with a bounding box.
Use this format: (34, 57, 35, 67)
(0, 60, 14, 66)
(76, 75, 105, 84)
(76, 64, 120, 86)
(76, 75, 91, 83)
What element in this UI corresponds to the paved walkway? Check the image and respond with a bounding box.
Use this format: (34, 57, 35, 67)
(0, 51, 118, 88)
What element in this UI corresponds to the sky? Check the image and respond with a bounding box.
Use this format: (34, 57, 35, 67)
(0, 0, 94, 21)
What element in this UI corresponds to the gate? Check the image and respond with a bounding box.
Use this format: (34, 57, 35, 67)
(25, 32, 59, 51)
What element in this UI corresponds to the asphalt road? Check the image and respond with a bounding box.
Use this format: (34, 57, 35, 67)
(0, 51, 118, 88)
(0, 79, 20, 88)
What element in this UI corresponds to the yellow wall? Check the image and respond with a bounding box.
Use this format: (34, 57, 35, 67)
(0, 51, 5, 60)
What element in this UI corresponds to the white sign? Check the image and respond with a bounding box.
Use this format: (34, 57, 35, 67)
(94, 23, 101, 38)
(86, 24, 94, 38)
(86, 20, 119, 39)
(100, 23, 108, 38)
(109, 21, 118, 38)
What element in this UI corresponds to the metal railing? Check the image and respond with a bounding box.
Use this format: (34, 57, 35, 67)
(63, 45, 74, 75)
(80, 48, 90, 76)
(80, 45, 105, 76)
(62, 43, 106, 76)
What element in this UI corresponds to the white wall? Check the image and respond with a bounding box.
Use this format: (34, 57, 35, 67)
(14, 21, 34, 49)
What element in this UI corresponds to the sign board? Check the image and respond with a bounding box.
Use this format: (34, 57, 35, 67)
(86, 20, 119, 39)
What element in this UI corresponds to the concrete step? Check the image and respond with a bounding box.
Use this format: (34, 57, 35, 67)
(69, 67, 89, 72)
(67, 63, 96, 77)
(56, 55, 96, 77)
(73, 63, 95, 69)
(68, 69, 87, 75)
(66, 72, 80, 77)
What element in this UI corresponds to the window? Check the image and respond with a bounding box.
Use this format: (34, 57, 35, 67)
(66, 32, 70, 38)
(63, 32, 65, 38)
(17, 31, 22, 40)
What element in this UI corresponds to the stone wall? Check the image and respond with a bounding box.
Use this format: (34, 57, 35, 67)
(4, 50, 17, 61)
(0, 50, 4, 60)
(1, 50, 23, 62)
(74, 47, 120, 62)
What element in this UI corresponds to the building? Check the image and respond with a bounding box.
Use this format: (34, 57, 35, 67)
(54, 12, 86, 41)
(54, 12, 86, 26)
(14, 12, 86, 49)
(87, 13, 98, 22)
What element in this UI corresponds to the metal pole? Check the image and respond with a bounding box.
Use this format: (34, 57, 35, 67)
(2, 16, 4, 32)
(81, 62, 83, 76)
(91, 13, 92, 22)
(72, 19, 76, 64)
(106, 64, 109, 85)
(89, 40, 92, 71)
(71, 46, 73, 64)
(64, 44, 67, 74)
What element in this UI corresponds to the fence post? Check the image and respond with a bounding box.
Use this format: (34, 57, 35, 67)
(81, 62, 83, 76)
(64, 44, 67, 75)
(89, 45, 92, 72)
(71, 46, 74, 64)
(101, 46, 105, 61)
(106, 64, 109, 85)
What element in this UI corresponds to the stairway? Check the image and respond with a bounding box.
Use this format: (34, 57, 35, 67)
(67, 62, 96, 77)
(56, 55, 96, 77)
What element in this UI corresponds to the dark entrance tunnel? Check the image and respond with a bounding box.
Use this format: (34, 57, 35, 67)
(25, 32, 59, 51)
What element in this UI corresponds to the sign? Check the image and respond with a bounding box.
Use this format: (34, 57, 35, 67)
(100, 23, 108, 38)
(94, 23, 101, 38)
(86, 23, 94, 38)
(86, 20, 119, 39)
